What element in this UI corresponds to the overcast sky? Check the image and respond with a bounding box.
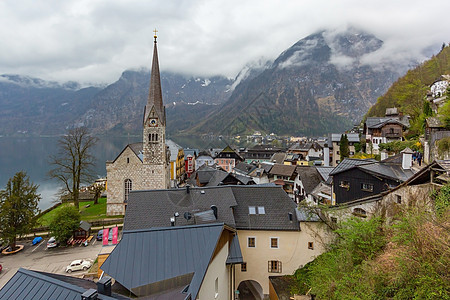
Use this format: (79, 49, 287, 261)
(1, 0, 449, 85)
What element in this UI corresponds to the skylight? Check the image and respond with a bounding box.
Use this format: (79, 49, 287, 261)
(257, 206, 265, 214)
(248, 206, 256, 214)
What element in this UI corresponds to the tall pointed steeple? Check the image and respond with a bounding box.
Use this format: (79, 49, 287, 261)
(144, 31, 165, 126)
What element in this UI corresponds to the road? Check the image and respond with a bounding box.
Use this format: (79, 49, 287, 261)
(0, 237, 117, 289)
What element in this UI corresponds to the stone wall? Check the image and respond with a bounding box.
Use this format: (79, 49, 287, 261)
(106, 146, 169, 216)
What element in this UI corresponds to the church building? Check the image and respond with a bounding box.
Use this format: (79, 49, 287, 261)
(106, 33, 170, 215)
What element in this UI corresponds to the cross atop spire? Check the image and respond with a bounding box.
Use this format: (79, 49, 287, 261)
(153, 28, 158, 42)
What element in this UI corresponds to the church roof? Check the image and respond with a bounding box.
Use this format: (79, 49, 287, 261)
(144, 36, 165, 126)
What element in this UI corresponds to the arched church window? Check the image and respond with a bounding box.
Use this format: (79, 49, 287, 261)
(155, 133, 158, 141)
(124, 179, 132, 202)
(149, 134, 152, 142)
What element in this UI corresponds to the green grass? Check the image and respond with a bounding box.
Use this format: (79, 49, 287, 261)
(37, 198, 123, 226)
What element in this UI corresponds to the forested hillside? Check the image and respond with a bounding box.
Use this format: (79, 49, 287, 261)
(367, 44, 450, 122)
(293, 184, 450, 299)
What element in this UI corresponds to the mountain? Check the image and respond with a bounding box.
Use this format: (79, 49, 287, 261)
(0, 74, 101, 136)
(0, 71, 233, 136)
(185, 29, 404, 137)
(366, 45, 450, 126)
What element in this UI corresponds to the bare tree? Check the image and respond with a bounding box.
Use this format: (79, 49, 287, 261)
(48, 127, 98, 210)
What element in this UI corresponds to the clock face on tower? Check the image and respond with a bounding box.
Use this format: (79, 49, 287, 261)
(149, 118, 158, 127)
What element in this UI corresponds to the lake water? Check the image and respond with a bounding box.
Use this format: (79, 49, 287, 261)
(0, 135, 225, 210)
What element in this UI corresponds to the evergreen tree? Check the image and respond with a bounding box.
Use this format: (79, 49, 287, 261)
(339, 134, 350, 161)
(0, 171, 40, 250)
(49, 205, 80, 245)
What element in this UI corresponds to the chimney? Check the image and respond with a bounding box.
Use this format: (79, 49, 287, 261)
(97, 276, 112, 296)
(211, 205, 218, 219)
(323, 143, 330, 167)
(81, 289, 98, 300)
(401, 147, 414, 170)
(170, 216, 175, 226)
(380, 149, 388, 161)
(186, 184, 190, 194)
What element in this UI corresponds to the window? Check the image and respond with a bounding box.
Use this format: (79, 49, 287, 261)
(361, 183, 374, 192)
(124, 179, 132, 202)
(257, 206, 265, 214)
(248, 206, 256, 214)
(308, 242, 314, 250)
(270, 238, 278, 249)
(215, 277, 218, 298)
(339, 180, 350, 189)
(241, 262, 247, 272)
(268, 260, 282, 273)
(248, 237, 256, 248)
(396, 194, 402, 204)
(331, 217, 338, 224)
(127, 157, 130, 164)
(353, 207, 367, 217)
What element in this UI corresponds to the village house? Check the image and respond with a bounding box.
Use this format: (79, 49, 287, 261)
(105, 34, 170, 216)
(184, 148, 199, 178)
(364, 108, 410, 155)
(240, 144, 286, 164)
(100, 185, 328, 299)
(329, 149, 415, 205)
(214, 145, 244, 172)
(166, 139, 186, 187)
(326, 159, 450, 223)
(268, 164, 298, 199)
(328, 133, 360, 166)
(195, 150, 215, 171)
(188, 164, 255, 187)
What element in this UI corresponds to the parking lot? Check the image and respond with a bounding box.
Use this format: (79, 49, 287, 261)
(0, 235, 117, 289)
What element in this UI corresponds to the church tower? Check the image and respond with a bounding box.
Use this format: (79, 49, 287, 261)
(143, 32, 167, 166)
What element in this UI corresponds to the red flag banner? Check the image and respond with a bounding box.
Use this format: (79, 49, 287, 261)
(102, 228, 109, 246)
(112, 226, 118, 245)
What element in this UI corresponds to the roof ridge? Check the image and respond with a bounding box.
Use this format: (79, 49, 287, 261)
(123, 222, 225, 234)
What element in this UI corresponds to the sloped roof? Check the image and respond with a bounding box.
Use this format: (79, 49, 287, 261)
(269, 164, 297, 177)
(296, 166, 322, 194)
(426, 117, 444, 128)
(124, 185, 299, 232)
(261, 162, 274, 173)
(79, 221, 91, 232)
(0, 268, 122, 300)
(329, 158, 377, 175)
(101, 224, 225, 299)
(358, 163, 415, 182)
(270, 153, 287, 164)
(315, 166, 334, 182)
(330, 133, 360, 143)
(369, 118, 407, 129)
(226, 234, 244, 264)
(110, 142, 143, 163)
(124, 187, 237, 230)
(234, 162, 258, 175)
(166, 139, 183, 161)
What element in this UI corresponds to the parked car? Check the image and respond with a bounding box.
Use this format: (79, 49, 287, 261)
(96, 229, 113, 241)
(47, 237, 59, 248)
(65, 259, 92, 273)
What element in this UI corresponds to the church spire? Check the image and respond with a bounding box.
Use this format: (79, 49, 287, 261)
(144, 29, 165, 125)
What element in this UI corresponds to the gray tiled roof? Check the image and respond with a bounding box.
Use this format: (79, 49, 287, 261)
(234, 162, 258, 175)
(269, 164, 297, 177)
(0, 268, 121, 300)
(124, 187, 237, 230)
(330, 133, 360, 143)
(230, 186, 299, 231)
(329, 158, 377, 175)
(226, 234, 244, 264)
(358, 163, 415, 182)
(124, 185, 299, 232)
(315, 166, 334, 182)
(296, 166, 321, 194)
(100, 223, 225, 300)
(271, 153, 287, 164)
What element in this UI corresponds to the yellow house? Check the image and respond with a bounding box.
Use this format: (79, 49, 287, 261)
(118, 185, 331, 299)
(166, 139, 185, 186)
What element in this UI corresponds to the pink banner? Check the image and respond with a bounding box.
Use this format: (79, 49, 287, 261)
(102, 228, 109, 246)
(112, 227, 118, 245)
